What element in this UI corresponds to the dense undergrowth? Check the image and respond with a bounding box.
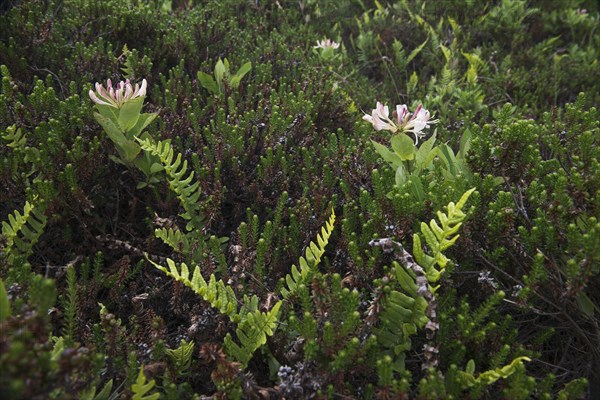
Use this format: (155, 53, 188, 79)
(0, 0, 598, 399)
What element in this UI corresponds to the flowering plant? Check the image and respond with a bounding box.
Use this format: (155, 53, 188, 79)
(89, 78, 147, 108)
(362, 101, 437, 144)
(89, 78, 161, 188)
(364, 101, 470, 197)
(314, 38, 341, 60)
(314, 39, 340, 50)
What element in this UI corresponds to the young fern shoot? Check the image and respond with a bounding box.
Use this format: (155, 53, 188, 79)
(280, 209, 336, 300)
(414, 187, 476, 289)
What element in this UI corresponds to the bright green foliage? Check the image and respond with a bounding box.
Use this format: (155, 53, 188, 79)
(165, 339, 194, 377)
(459, 356, 531, 388)
(224, 301, 281, 366)
(2, 124, 27, 149)
(148, 257, 281, 366)
(0, 278, 10, 321)
(375, 274, 429, 371)
(0, 0, 597, 397)
(414, 188, 475, 286)
(1, 197, 47, 265)
(374, 189, 474, 373)
(280, 208, 335, 299)
(557, 378, 590, 400)
(90, 82, 159, 186)
(154, 227, 191, 256)
(138, 137, 205, 232)
(149, 258, 239, 319)
(131, 366, 160, 400)
(197, 58, 252, 96)
(80, 379, 114, 400)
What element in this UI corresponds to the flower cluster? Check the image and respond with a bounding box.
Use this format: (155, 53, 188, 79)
(363, 102, 437, 143)
(89, 78, 147, 109)
(314, 39, 340, 50)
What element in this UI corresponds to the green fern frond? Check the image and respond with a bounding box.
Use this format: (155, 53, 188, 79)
(238, 294, 259, 316)
(1, 197, 47, 263)
(131, 366, 159, 400)
(166, 339, 194, 376)
(413, 188, 475, 284)
(281, 209, 335, 299)
(154, 227, 190, 254)
(375, 270, 429, 371)
(1, 124, 27, 149)
(224, 301, 282, 366)
(459, 356, 531, 387)
(137, 138, 204, 232)
(148, 256, 282, 367)
(148, 257, 239, 320)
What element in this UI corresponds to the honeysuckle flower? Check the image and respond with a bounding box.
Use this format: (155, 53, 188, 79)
(314, 39, 340, 50)
(364, 101, 438, 144)
(89, 78, 147, 108)
(395, 103, 438, 143)
(362, 101, 398, 132)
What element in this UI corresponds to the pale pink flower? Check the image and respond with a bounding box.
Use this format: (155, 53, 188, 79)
(367, 102, 438, 144)
(89, 78, 147, 108)
(397, 103, 438, 143)
(314, 39, 340, 50)
(362, 102, 398, 132)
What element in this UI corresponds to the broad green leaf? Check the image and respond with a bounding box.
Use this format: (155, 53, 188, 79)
(576, 292, 596, 317)
(94, 112, 127, 145)
(395, 163, 408, 186)
(230, 61, 252, 88)
(0, 279, 10, 321)
(214, 58, 228, 92)
(118, 97, 144, 132)
(415, 132, 438, 170)
(409, 175, 425, 202)
(371, 140, 403, 169)
(150, 163, 164, 174)
(117, 140, 142, 162)
(94, 103, 119, 123)
(438, 144, 458, 176)
(197, 71, 218, 94)
(128, 112, 157, 138)
(391, 133, 416, 160)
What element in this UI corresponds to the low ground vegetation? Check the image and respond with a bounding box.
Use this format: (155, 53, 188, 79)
(0, 0, 598, 399)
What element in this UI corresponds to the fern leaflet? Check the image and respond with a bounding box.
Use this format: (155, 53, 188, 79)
(131, 366, 159, 400)
(148, 257, 239, 319)
(281, 209, 335, 300)
(413, 188, 475, 286)
(154, 227, 190, 254)
(1, 125, 27, 149)
(459, 356, 531, 387)
(224, 301, 282, 366)
(137, 138, 204, 232)
(1, 197, 47, 263)
(166, 339, 194, 376)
